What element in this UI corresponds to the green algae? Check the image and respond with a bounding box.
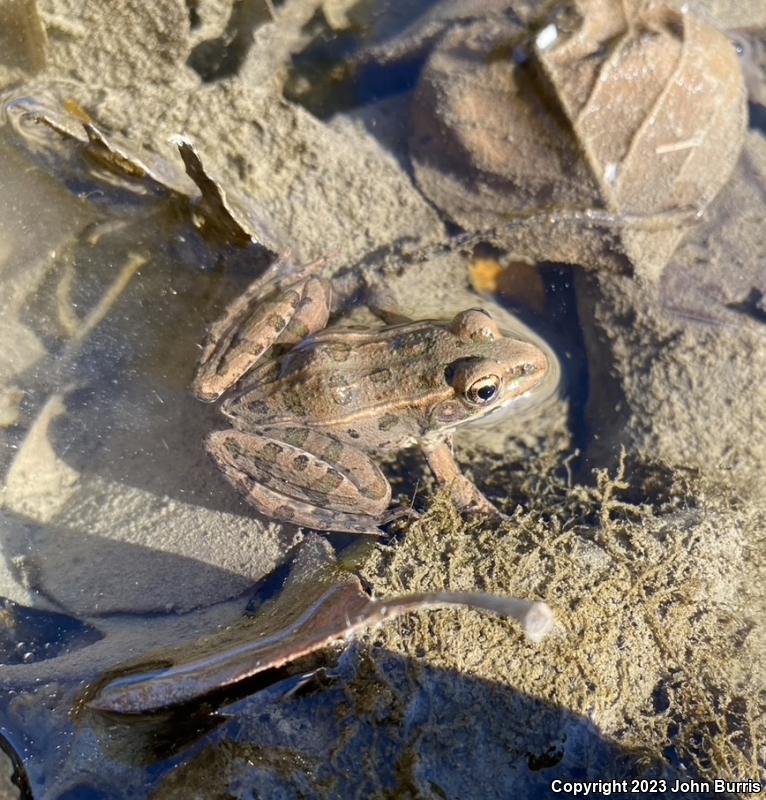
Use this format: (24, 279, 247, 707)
(359, 453, 765, 783)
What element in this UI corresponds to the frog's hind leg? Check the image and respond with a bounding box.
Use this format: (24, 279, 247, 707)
(207, 428, 394, 535)
(193, 256, 330, 402)
(272, 274, 330, 347)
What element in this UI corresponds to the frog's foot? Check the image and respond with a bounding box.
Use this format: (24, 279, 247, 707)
(422, 438, 506, 522)
(450, 478, 507, 523)
(193, 256, 330, 402)
(381, 503, 420, 527)
(207, 428, 393, 535)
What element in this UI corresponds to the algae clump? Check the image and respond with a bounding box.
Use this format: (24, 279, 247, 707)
(359, 453, 764, 785)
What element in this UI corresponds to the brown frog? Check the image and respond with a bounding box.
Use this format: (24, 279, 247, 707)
(193, 256, 549, 534)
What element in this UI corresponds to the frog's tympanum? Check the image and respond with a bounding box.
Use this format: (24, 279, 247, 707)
(194, 257, 549, 534)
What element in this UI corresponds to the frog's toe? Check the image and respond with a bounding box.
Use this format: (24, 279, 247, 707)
(444, 479, 508, 524)
(381, 504, 420, 525)
(464, 501, 510, 525)
(446, 486, 511, 528)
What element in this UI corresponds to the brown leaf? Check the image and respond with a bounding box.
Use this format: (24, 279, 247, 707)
(4, 95, 196, 198)
(538, 2, 748, 279)
(174, 136, 270, 250)
(87, 542, 554, 714)
(410, 2, 747, 279)
(3, 96, 280, 253)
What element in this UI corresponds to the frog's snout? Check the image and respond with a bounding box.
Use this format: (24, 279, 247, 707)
(503, 340, 549, 393)
(522, 344, 549, 379)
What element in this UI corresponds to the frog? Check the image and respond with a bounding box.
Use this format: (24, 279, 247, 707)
(193, 255, 549, 534)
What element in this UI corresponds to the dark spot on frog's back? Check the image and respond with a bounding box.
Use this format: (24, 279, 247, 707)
(347, 428, 360, 439)
(327, 372, 350, 388)
(315, 468, 344, 494)
(285, 391, 306, 415)
(369, 367, 392, 384)
(282, 428, 310, 448)
(245, 400, 270, 416)
(224, 438, 246, 460)
(259, 442, 284, 463)
(378, 413, 399, 431)
(390, 331, 434, 354)
(266, 313, 287, 333)
(292, 454, 310, 471)
(323, 438, 344, 463)
(327, 343, 351, 362)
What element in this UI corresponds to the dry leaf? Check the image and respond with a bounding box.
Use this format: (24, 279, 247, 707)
(410, 1, 747, 279)
(4, 95, 196, 198)
(538, 2, 748, 279)
(88, 541, 554, 714)
(3, 96, 280, 254)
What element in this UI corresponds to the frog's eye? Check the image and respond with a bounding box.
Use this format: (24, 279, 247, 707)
(451, 309, 501, 342)
(445, 358, 503, 405)
(466, 375, 501, 405)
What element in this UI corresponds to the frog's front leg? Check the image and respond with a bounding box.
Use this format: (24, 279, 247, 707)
(207, 427, 397, 535)
(193, 256, 330, 402)
(421, 435, 501, 517)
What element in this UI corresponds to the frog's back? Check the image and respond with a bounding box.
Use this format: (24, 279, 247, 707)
(227, 322, 455, 449)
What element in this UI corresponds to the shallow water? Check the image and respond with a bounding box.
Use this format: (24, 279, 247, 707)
(0, 1, 765, 798)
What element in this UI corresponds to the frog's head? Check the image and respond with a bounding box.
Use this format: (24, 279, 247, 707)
(431, 309, 549, 430)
